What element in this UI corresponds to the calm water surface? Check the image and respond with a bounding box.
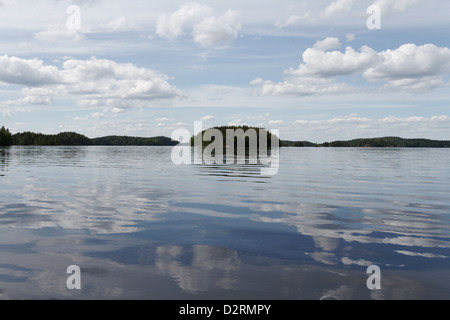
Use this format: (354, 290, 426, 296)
(0, 146, 449, 299)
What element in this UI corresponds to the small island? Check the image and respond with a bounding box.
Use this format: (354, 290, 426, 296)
(190, 125, 280, 148)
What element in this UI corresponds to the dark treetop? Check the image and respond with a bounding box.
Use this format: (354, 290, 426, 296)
(0, 126, 13, 147)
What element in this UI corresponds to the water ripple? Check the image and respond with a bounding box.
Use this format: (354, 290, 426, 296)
(0, 146, 449, 299)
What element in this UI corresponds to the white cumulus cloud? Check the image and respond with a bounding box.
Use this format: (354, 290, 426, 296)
(0, 55, 182, 109)
(156, 2, 211, 39)
(363, 43, 450, 91)
(61, 57, 182, 104)
(0, 55, 61, 87)
(253, 38, 450, 96)
(192, 10, 241, 48)
(156, 2, 241, 47)
(321, 0, 354, 19)
(21, 87, 55, 105)
(313, 37, 341, 51)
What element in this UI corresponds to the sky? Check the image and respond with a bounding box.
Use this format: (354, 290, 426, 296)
(0, 0, 449, 143)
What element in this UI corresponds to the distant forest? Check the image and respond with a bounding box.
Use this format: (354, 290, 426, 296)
(1, 131, 177, 146)
(91, 135, 178, 146)
(317, 137, 450, 148)
(1, 126, 450, 148)
(12, 131, 93, 146)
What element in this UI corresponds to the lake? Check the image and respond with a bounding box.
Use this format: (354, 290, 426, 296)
(0, 146, 449, 300)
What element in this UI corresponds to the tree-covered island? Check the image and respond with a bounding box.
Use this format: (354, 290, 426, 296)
(190, 125, 281, 149)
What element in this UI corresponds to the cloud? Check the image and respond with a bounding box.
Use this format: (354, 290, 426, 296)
(292, 114, 450, 142)
(321, 0, 354, 19)
(156, 2, 241, 47)
(313, 37, 341, 51)
(289, 44, 379, 78)
(155, 245, 240, 293)
(345, 33, 355, 42)
(371, 0, 421, 14)
(111, 107, 125, 114)
(192, 10, 241, 47)
(61, 57, 182, 106)
(34, 24, 84, 42)
(253, 39, 450, 96)
(246, 113, 271, 121)
(200, 115, 216, 121)
(98, 17, 139, 32)
(275, 12, 311, 28)
(274, 0, 427, 29)
(155, 117, 172, 122)
(21, 87, 55, 105)
(257, 75, 353, 97)
(294, 114, 371, 126)
(363, 43, 450, 91)
(0, 55, 182, 109)
(91, 112, 105, 119)
(156, 2, 212, 39)
(268, 120, 283, 125)
(276, 0, 354, 27)
(0, 55, 61, 87)
(228, 119, 247, 126)
(249, 77, 264, 85)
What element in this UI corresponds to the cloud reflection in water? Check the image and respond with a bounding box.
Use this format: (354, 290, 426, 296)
(0, 146, 449, 299)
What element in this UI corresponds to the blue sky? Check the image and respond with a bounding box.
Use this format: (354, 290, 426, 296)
(0, 0, 450, 142)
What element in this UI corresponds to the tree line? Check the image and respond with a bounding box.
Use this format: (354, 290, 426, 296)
(318, 137, 450, 148)
(11, 131, 93, 146)
(0, 128, 178, 146)
(91, 135, 178, 146)
(2, 126, 450, 148)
